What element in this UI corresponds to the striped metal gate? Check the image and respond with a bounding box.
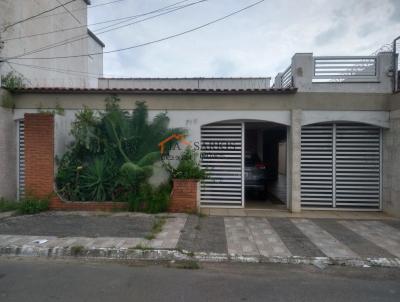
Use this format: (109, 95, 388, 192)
(200, 123, 244, 207)
(17, 120, 25, 200)
(301, 122, 382, 210)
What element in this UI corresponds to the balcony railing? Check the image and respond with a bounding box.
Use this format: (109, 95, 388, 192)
(313, 56, 377, 83)
(274, 52, 392, 93)
(281, 65, 293, 88)
(394, 36, 400, 93)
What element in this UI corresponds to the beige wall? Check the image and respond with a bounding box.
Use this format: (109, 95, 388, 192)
(383, 93, 400, 217)
(278, 142, 287, 175)
(6, 90, 400, 214)
(0, 0, 101, 88)
(11, 91, 391, 111)
(0, 90, 17, 200)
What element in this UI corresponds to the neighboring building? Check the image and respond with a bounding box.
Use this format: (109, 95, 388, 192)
(1, 49, 400, 217)
(0, 0, 103, 88)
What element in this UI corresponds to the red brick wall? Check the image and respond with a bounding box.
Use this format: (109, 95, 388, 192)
(169, 179, 198, 213)
(24, 113, 54, 199)
(24, 113, 127, 211)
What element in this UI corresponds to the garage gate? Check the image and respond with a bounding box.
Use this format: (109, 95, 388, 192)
(200, 123, 244, 207)
(301, 122, 382, 210)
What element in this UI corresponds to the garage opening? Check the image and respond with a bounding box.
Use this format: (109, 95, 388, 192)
(199, 121, 287, 209)
(244, 122, 287, 209)
(300, 122, 382, 210)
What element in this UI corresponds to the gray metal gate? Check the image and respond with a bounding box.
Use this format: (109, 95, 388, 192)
(301, 122, 382, 210)
(200, 123, 244, 207)
(17, 120, 25, 200)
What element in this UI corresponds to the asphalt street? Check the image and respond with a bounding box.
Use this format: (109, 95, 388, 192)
(0, 258, 399, 302)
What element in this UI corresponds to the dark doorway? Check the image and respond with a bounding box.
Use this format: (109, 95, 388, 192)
(244, 122, 287, 209)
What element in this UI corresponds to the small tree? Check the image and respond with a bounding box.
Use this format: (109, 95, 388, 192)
(1, 72, 25, 91)
(1, 72, 26, 109)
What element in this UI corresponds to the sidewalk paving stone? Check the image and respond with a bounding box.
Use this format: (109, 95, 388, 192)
(246, 217, 291, 257)
(177, 216, 227, 253)
(291, 219, 359, 258)
(268, 218, 325, 257)
(1, 212, 400, 268)
(224, 217, 259, 256)
(149, 216, 187, 249)
(313, 219, 394, 259)
(0, 212, 155, 238)
(339, 220, 400, 258)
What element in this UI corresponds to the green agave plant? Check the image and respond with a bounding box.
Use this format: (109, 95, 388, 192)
(80, 157, 116, 201)
(56, 95, 184, 206)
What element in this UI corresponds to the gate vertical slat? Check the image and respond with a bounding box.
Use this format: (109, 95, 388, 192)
(300, 124, 334, 208)
(200, 123, 244, 207)
(301, 122, 381, 210)
(17, 120, 25, 200)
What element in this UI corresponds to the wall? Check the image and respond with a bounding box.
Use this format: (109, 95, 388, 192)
(87, 33, 104, 88)
(278, 142, 286, 175)
(98, 78, 271, 90)
(383, 94, 400, 217)
(0, 0, 101, 88)
(275, 52, 393, 94)
(11, 91, 391, 112)
(9, 90, 396, 213)
(0, 90, 17, 200)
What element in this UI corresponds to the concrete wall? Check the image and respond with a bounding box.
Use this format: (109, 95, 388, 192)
(87, 34, 104, 88)
(98, 78, 271, 90)
(7, 90, 398, 213)
(0, 0, 101, 88)
(11, 91, 391, 111)
(0, 90, 16, 200)
(275, 52, 393, 94)
(383, 109, 400, 217)
(383, 93, 400, 217)
(278, 142, 286, 175)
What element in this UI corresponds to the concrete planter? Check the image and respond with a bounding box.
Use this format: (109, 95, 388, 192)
(169, 179, 200, 213)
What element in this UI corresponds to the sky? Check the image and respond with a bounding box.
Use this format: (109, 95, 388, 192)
(87, 0, 400, 78)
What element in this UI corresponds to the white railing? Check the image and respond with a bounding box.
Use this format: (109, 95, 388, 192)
(394, 36, 400, 93)
(313, 56, 377, 83)
(281, 66, 293, 88)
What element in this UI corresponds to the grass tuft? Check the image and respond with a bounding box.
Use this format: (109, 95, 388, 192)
(145, 217, 166, 240)
(0, 198, 19, 212)
(172, 260, 200, 270)
(70, 245, 85, 256)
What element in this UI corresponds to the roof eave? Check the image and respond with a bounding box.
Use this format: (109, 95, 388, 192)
(87, 29, 105, 48)
(9, 87, 297, 95)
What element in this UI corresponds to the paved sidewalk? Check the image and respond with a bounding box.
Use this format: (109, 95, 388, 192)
(1, 212, 400, 267)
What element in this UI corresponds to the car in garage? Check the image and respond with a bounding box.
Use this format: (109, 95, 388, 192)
(245, 153, 267, 197)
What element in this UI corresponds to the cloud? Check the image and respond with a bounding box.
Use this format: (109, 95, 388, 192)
(86, 0, 400, 78)
(389, 0, 400, 22)
(314, 22, 347, 46)
(212, 57, 237, 76)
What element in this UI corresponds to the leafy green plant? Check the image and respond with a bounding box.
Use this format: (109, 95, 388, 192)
(18, 196, 49, 215)
(56, 96, 182, 209)
(38, 103, 65, 116)
(70, 245, 85, 256)
(1, 72, 25, 91)
(80, 157, 117, 201)
(0, 198, 19, 212)
(125, 182, 171, 213)
(164, 148, 207, 180)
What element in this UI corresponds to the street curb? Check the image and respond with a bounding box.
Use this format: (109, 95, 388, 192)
(1, 245, 400, 268)
(0, 211, 17, 219)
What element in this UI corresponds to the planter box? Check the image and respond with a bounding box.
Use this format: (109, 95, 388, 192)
(169, 179, 199, 213)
